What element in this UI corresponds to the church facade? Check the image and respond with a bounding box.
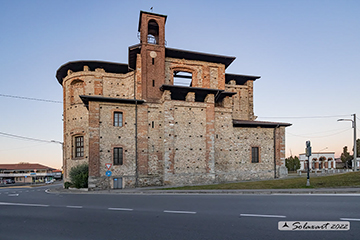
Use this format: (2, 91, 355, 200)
(56, 11, 291, 190)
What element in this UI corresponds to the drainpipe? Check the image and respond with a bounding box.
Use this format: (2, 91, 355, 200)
(274, 124, 280, 178)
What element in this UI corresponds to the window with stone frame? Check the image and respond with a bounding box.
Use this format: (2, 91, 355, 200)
(251, 147, 259, 163)
(114, 112, 123, 127)
(74, 136, 84, 158)
(113, 147, 123, 165)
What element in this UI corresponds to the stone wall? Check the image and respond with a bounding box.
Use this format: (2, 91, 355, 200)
(62, 67, 135, 183)
(165, 58, 225, 89)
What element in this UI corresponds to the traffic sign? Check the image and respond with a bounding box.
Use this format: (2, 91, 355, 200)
(106, 171, 112, 177)
(105, 163, 112, 170)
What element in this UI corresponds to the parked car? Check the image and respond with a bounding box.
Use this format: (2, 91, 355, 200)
(4, 179, 15, 184)
(45, 179, 55, 184)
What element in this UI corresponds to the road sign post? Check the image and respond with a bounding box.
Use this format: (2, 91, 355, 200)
(306, 141, 312, 186)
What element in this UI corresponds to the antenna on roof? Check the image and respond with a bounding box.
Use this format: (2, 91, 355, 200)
(150, 7, 153, 12)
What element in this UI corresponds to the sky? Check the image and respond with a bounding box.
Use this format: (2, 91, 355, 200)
(0, 0, 359, 169)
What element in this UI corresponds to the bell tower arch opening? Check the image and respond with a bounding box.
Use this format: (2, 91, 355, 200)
(147, 19, 159, 44)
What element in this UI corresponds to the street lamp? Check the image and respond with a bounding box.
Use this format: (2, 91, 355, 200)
(338, 114, 357, 171)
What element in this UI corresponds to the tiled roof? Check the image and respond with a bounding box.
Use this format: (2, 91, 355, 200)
(0, 163, 56, 171)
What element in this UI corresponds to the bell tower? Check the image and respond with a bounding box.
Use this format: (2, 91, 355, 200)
(138, 11, 167, 101)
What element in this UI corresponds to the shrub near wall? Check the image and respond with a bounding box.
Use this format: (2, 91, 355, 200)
(69, 163, 89, 188)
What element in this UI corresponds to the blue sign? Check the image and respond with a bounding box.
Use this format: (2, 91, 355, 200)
(106, 171, 112, 177)
(30, 173, 36, 175)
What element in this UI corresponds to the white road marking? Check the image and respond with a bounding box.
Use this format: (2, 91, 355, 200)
(340, 218, 360, 222)
(273, 193, 360, 196)
(240, 214, 286, 218)
(8, 194, 19, 197)
(164, 210, 197, 214)
(0, 202, 49, 207)
(66, 206, 83, 209)
(108, 208, 133, 211)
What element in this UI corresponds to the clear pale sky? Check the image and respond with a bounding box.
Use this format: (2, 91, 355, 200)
(0, 0, 359, 169)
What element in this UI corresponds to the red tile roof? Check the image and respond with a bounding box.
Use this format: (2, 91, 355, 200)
(0, 163, 56, 171)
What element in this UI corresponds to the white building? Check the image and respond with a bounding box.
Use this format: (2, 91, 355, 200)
(299, 152, 335, 171)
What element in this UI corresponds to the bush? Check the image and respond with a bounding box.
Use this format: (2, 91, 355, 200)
(64, 181, 72, 189)
(69, 163, 89, 188)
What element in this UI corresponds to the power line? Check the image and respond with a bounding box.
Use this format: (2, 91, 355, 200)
(0, 94, 62, 103)
(287, 128, 351, 139)
(258, 114, 351, 119)
(0, 143, 49, 152)
(291, 127, 349, 136)
(0, 131, 61, 144)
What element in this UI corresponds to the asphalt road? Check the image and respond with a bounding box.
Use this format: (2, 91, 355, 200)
(0, 184, 360, 240)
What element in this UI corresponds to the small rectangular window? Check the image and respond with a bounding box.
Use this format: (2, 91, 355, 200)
(251, 147, 259, 163)
(75, 136, 84, 157)
(152, 58, 155, 65)
(114, 147, 123, 165)
(152, 80, 155, 87)
(114, 112, 123, 127)
(152, 121, 154, 128)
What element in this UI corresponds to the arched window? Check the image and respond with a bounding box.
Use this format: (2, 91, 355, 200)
(70, 79, 84, 104)
(319, 156, 326, 169)
(147, 20, 159, 44)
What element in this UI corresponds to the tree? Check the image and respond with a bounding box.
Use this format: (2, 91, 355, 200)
(69, 163, 88, 188)
(285, 156, 300, 172)
(341, 146, 352, 169)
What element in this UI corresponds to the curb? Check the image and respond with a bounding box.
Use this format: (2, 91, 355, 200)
(47, 187, 360, 195)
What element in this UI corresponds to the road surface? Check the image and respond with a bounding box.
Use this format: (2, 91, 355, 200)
(0, 184, 359, 239)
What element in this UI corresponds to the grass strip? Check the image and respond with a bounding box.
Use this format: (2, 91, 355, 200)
(163, 172, 360, 190)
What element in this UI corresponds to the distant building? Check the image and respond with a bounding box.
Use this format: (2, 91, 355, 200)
(299, 152, 336, 171)
(0, 163, 61, 183)
(335, 158, 345, 169)
(56, 11, 291, 190)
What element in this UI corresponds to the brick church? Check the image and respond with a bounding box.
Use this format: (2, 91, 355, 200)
(56, 11, 291, 190)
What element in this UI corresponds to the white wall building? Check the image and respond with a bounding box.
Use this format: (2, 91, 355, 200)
(299, 152, 335, 171)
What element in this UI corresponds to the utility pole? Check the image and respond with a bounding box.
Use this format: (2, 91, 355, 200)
(306, 141, 311, 186)
(338, 114, 357, 171)
(353, 114, 357, 171)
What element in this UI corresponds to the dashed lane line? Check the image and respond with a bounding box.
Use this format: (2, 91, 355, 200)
(108, 208, 133, 211)
(0, 202, 49, 207)
(164, 210, 197, 214)
(8, 194, 19, 197)
(240, 214, 286, 218)
(340, 218, 360, 222)
(66, 205, 83, 209)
